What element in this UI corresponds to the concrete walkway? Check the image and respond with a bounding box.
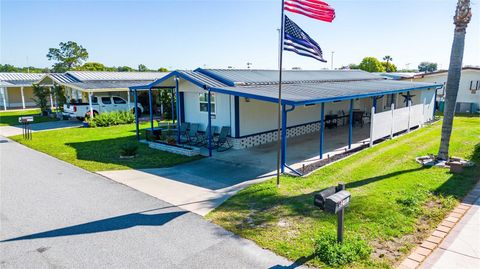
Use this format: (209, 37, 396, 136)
(420, 197, 480, 269)
(0, 120, 81, 137)
(0, 137, 299, 268)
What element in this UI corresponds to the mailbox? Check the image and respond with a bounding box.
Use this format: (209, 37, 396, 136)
(325, 190, 351, 214)
(313, 183, 351, 243)
(18, 116, 34, 123)
(314, 186, 336, 210)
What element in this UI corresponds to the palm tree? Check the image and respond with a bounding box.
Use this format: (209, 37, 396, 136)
(383, 56, 393, 72)
(438, 0, 472, 160)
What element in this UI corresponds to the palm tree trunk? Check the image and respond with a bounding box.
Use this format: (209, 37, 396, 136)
(438, 0, 472, 160)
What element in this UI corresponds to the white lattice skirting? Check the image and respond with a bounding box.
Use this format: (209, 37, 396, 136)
(231, 121, 321, 149)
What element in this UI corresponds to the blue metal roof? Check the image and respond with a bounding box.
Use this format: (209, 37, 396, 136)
(130, 68, 441, 105)
(196, 68, 381, 86)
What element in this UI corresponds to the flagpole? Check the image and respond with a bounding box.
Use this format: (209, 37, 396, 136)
(276, 0, 286, 187)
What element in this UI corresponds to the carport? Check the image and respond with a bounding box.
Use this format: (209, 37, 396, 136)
(36, 71, 169, 118)
(131, 69, 441, 176)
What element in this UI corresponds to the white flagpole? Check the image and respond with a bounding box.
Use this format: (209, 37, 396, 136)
(276, 0, 286, 186)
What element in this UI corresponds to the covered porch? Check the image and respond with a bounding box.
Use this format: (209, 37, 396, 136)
(131, 69, 441, 176)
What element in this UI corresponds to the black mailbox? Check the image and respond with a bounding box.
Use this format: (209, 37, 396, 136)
(313, 183, 351, 243)
(314, 186, 336, 210)
(325, 190, 351, 214)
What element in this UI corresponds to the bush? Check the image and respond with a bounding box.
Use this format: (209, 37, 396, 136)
(32, 84, 50, 114)
(87, 111, 134, 127)
(315, 232, 372, 266)
(120, 142, 138, 157)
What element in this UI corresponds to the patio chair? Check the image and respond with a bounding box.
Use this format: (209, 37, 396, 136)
(177, 122, 190, 143)
(213, 126, 232, 152)
(186, 123, 200, 145)
(353, 111, 365, 128)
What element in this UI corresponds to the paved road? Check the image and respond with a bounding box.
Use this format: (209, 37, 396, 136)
(0, 137, 298, 268)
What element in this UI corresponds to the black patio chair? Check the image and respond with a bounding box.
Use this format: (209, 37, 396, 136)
(213, 126, 232, 152)
(353, 111, 365, 128)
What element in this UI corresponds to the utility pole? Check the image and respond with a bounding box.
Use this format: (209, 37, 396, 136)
(331, 51, 335, 70)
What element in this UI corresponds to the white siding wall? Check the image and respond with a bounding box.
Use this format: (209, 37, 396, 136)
(415, 69, 480, 109)
(238, 98, 371, 137)
(179, 80, 235, 132)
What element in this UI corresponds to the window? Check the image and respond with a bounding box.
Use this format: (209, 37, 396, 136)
(101, 97, 112, 104)
(470, 80, 479, 94)
(91, 96, 98, 105)
(199, 93, 215, 114)
(113, 97, 126, 104)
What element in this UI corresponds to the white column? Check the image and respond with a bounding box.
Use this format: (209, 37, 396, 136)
(49, 87, 54, 109)
(88, 91, 94, 119)
(369, 106, 375, 147)
(20, 86, 26, 109)
(407, 100, 411, 133)
(390, 103, 395, 139)
(127, 90, 131, 110)
(1, 87, 7, 111)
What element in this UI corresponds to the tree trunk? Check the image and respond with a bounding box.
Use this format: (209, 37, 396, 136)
(438, 0, 471, 160)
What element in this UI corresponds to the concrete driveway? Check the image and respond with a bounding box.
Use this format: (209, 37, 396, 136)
(99, 124, 371, 216)
(0, 137, 299, 268)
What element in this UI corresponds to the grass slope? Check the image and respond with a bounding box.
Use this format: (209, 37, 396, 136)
(11, 123, 201, 171)
(207, 117, 480, 268)
(0, 109, 58, 126)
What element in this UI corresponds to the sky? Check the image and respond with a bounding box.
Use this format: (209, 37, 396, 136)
(1, 0, 479, 71)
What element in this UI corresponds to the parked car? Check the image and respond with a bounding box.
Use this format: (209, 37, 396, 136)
(63, 95, 144, 120)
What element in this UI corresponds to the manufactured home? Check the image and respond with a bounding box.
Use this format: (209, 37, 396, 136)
(131, 69, 440, 174)
(0, 73, 46, 110)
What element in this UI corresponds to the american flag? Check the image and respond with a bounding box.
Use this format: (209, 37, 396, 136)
(284, 0, 335, 23)
(283, 15, 326, 62)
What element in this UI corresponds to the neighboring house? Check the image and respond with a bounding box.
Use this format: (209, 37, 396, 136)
(411, 67, 480, 113)
(0, 71, 169, 111)
(131, 69, 440, 172)
(0, 73, 46, 110)
(35, 71, 169, 105)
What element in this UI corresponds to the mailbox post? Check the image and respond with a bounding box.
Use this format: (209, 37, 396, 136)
(18, 116, 34, 140)
(314, 183, 350, 243)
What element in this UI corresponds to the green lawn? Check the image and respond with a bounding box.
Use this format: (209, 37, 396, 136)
(0, 109, 58, 126)
(206, 116, 480, 268)
(11, 123, 201, 171)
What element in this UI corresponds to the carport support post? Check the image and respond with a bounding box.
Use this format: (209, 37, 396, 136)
(369, 106, 375, 147)
(127, 89, 131, 111)
(207, 90, 212, 157)
(348, 99, 353, 149)
(134, 89, 140, 140)
(49, 87, 54, 109)
(320, 103, 325, 159)
(171, 88, 175, 124)
(88, 91, 94, 120)
(20, 86, 25, 109)
(390, 103, 395, 139)
(175, 77, 181, 143)
(148, 88, 154, 131)
(281, 104, 287, 173)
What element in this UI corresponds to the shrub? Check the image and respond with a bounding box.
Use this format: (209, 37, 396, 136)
(32, 84, 50, 114)
(315, 232, 372, 266)
(120, 142, 138, 157)
(87, 111, 134, 127)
